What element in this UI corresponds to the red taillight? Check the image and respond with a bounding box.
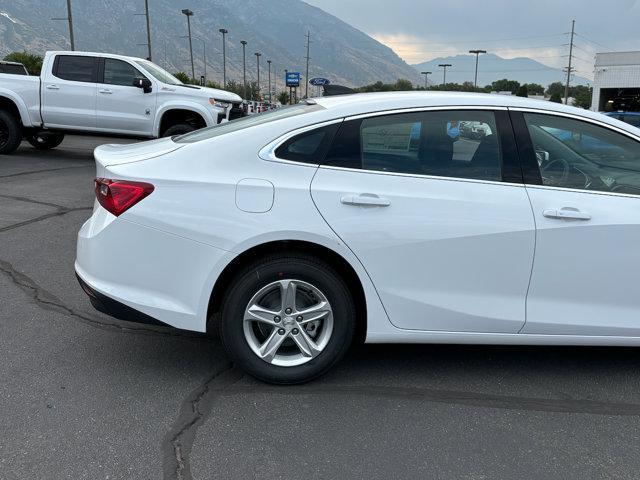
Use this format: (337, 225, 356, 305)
(94, 178, 154, 217)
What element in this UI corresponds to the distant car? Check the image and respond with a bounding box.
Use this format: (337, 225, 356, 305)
(76, 92, 640, 384)
(0, 61, 28, 75)
(605, 111, 640, 128)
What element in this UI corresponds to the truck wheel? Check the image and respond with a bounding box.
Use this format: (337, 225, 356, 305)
(0, 110, 22, 155)
(26, 132, 65, 150)
(162, 123, 195, 137)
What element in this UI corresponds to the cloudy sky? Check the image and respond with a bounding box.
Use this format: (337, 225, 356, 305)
(305, 0, 640, 80)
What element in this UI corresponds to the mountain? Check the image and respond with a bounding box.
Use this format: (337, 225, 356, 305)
(413, 53, 590, 88)
(0, 0, 421, 88)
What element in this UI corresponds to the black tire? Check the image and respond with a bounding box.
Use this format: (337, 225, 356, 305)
(0, 110, 22, 155)
(161, 123, 195, 137)
(220, 254, 356, 384)
(26, 131, 65, 150)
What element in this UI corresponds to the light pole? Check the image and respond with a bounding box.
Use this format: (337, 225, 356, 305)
(219, 28, 228, 87)
(267, 60, 272, 103)
(193, 37, 207, 82)
(240, 40, 247, 99)
(469, 49, 486, 88)
(181, 9, 195, 81)
(420, 71, 432, 90)
(438, 63, 452, 87)
(255, 52, 262, 100)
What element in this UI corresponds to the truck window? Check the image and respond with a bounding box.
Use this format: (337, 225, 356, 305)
(0, 63, 28, 75)
(103, 59, 145, 86)
(54, 55, 97, 83)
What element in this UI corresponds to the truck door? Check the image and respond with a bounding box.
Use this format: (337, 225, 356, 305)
(41, 54, 98, 129)
(96, 58, 155, 136)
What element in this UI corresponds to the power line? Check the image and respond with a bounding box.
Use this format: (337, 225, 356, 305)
(574, 32, 613, 51)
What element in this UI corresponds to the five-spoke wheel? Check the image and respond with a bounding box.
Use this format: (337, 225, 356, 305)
(220, 254, 356, 384)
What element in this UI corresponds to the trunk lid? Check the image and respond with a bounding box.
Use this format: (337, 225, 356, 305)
(94, 137, 184, 169)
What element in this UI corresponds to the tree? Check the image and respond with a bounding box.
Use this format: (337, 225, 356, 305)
(523, 83, 544, 96)
(549, 93, 563, 103)
(3, 51, 43, 75)
(277, 90, 290, 105)
(516, 85, 529, 98)
(394, 79, 413, 91)
(173, 71, 191, 84)
(546, 82, 565, 98)
(571, 85, 592, 109)
(491, 78, 520, 95)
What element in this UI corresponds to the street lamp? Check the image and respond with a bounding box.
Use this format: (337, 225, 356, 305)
(469, 49, 487, 88)
(181, 9, 195, 81)
(255, 52, 262, 100)
(438, 63, 452, 87)
(420, 71, 432, 90)
(240, 40, 247, 100)
(267, 60, 272, 103)
(219, 28, 228, 87)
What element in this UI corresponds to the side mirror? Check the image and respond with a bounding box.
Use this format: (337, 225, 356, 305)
(133, 77, 152, 93)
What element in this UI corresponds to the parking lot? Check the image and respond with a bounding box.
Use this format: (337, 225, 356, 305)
(2, 135, 640, 479)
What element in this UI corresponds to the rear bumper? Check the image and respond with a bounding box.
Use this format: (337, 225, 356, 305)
(76, 272, 169, 328)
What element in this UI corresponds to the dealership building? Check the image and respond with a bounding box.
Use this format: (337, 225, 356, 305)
(591, 51, 640, 112)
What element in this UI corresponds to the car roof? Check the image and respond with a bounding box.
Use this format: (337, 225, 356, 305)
(0, 61, 24, 66)
(48, 50, 146, 62)
(312, 91, 640, 136)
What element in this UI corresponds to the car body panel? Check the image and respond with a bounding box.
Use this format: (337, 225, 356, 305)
(311, 168, 535, 333)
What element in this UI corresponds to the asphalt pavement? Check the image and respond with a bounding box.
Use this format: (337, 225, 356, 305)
(1, 135, 640, 480)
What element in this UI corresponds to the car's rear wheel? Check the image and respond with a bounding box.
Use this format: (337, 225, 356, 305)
(26, 131, 65, 150)
(220, 254, 356, 384)
(0, 110, 22, 155)
(161, 123, 195, 137)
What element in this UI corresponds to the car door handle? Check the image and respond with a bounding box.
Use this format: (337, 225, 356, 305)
(99, 89, 113, 94)
(543, 207, 591, 220)
(340, 193, 391, 207)
(45, 84, 60, 90)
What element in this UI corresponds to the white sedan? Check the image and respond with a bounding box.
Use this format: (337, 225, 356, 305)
(76, 92, 640, 383)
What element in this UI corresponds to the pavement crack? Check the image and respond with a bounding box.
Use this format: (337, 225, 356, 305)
(0, 258, 205, 339)
(0, 193, 68, 209)
(0, 207, 93, 233)
(0, 164, 91, 179)
(162, 365, 244, 480)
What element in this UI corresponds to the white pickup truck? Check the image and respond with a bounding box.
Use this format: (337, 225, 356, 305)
(0, 51, 244, 154)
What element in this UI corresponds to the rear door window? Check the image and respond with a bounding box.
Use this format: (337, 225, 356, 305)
(54, 55, 97, 82)
(325, 110, 502, 181)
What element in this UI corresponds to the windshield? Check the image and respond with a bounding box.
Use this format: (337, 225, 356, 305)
(135, 60, 183, 85)
(174, 103, 325, 143)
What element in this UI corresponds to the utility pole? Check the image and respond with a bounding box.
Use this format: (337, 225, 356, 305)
(240, 40, 247, 100)
(52, 0, 75, 50)
(304, 30, 311, 98)
(144, 0, 151, 60)
(267, 60, 272, 103)
(219, 28, 228, 87)
(420, 71, 432, 90)
(564, 19, 576, 105)
(469, 49, 486, 88)
(134, 0, 152, 60)
(181, 9, 195, 81)
(255, 52, 262, 100)
(438, 63, 452, 87)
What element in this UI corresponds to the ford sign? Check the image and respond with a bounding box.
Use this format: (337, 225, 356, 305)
(309, 77, 331, 86)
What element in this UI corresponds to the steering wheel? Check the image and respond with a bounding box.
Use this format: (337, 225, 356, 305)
(541, 158, 570, 186)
